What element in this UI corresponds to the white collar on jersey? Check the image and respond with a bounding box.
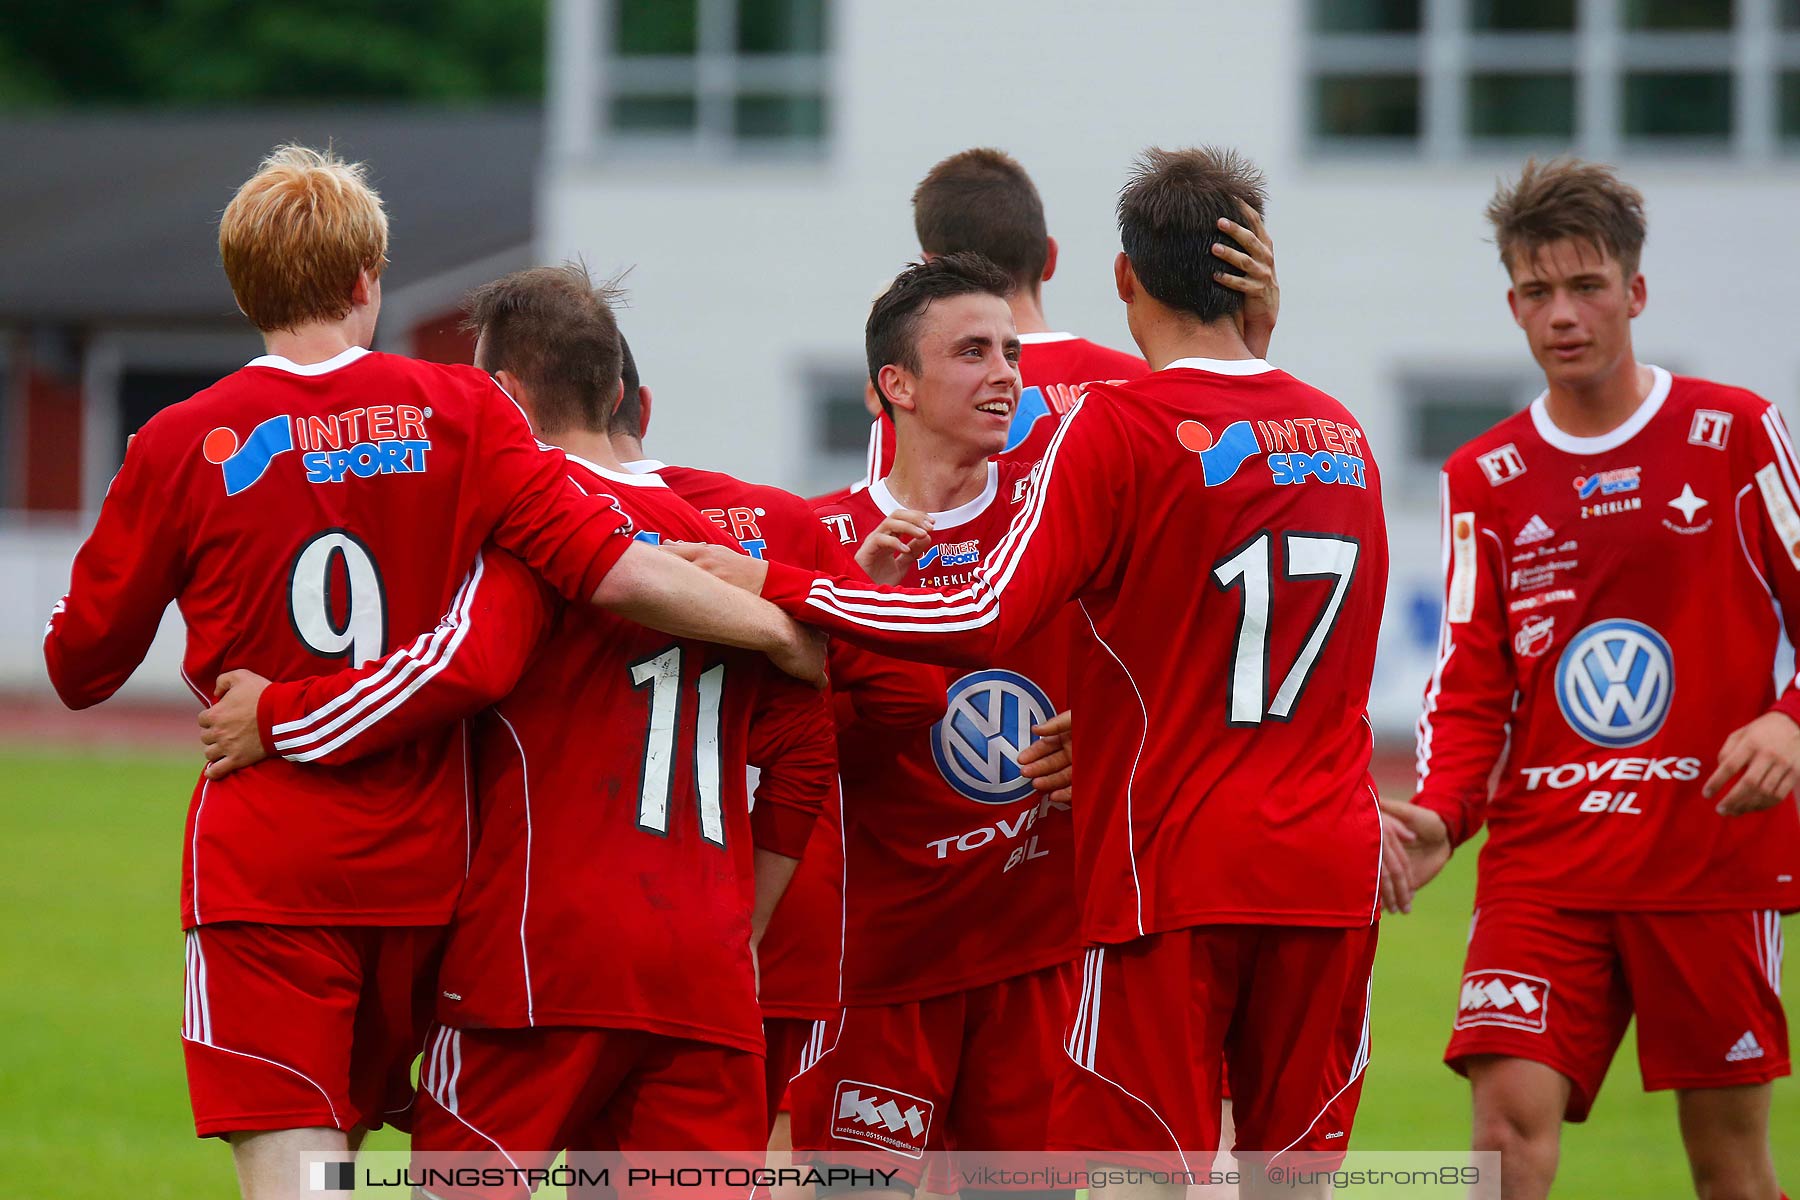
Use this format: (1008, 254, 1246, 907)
(245, 345, 370, 376)
(621, 458, 669, 474)
(870, 461, 998, 529)
(564, 451, 667, 487)
(1017, 331, 1077, 344)
(1528, 364, 1671, 455)
(1163, 356, 1275, 376)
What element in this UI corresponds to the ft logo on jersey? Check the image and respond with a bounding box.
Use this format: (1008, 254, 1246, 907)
(1175, 417, 1367, 490)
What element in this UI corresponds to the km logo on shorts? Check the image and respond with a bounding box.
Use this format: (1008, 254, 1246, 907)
(1454, 969, 1551, 1034)
(832, 1080, 934, 1158)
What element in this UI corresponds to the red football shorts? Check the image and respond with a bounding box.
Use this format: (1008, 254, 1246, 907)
(180, 923, 443, 1138)
(763, 1016, 821, 1129)
(787, 960, 1078, 1187)
(1445, 902, 1789, 1119)
(1051, 924, 1378, 1172)
(412, 1024, 766, 1199)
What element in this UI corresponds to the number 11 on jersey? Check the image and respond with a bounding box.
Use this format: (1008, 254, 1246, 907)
(629, 646, 727, 846)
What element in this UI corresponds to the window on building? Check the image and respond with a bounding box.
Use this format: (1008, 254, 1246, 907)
(605, 0, 828, 151)
(1308, 0, 1423, 145)
(1400, 374, 1535, 485)
(119, 370, 233, 452)
(1308, 0, 1793, 156)
(807, 369, 874, 494)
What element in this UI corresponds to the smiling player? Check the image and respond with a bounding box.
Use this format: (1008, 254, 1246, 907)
(785, 253, 1081, 1196)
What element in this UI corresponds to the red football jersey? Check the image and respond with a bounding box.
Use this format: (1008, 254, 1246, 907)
(257, 459, 833, 1052)
(857, 332, 1150, 486)
(620, 457, 881, 1021)
(760, 358, 1389, 945)
(43, 348, 631, 929)
(1416, 368, 1800, 912)
(806, 460, 1081, 1003)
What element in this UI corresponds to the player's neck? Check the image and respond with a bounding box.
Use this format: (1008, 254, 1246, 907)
(549, 429, 629, 473)
(260, 322, 366, 366)
(1541, 357, 1655, 438)
(886, 434, 991, 516)
(610, 433, 650, 464)
(1133, 309, 1254, 371)
(1009, 290, 1052, 336)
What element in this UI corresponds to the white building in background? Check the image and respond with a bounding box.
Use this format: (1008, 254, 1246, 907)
(541, 0, 1800, 729)
(10, 1, 1796, 726)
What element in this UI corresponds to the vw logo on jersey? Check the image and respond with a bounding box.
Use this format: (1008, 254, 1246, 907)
(1554, 619, 1674, 748)
(931, 669, 1056, 804)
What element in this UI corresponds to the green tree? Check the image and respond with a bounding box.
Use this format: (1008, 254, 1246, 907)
(0, 0, 546, 107)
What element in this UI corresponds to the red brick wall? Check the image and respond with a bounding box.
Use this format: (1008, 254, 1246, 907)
(410, 310, 477, 365)
(23, 366, 83, 512)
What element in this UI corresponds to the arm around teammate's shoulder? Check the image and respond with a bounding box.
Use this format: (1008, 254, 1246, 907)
(200, 547, 554, 777)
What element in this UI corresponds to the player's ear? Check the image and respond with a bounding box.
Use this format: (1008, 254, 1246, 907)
(1626, 271, 1647, 319)
(1041, 236, 1058, 285)
(493, 368, 535, 425)
(1114, 252, 1134, 304)
(1506, 287, 1523, 327)
(878, 364, 916, 414)
(638, 386, 654, 438)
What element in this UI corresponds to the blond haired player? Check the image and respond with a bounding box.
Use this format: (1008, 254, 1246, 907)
(46, 146, 820, 1200)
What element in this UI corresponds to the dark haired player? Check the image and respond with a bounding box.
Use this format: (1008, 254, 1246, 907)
(775, 252, 1081, 1195)
(605, 335, 946, 1140)
(676, 148, 1389, 1198)
(1388, 157, 1798, 1200)
(851, 146, 1278, 489)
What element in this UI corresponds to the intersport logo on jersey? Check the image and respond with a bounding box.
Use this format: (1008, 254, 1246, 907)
(203, 405, 433, 496)
(1175, 416, 1367, 489)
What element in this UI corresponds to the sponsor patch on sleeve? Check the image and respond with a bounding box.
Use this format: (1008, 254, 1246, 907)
(1755, 464, 1800, 570)
(1448, 512, 1478, 624)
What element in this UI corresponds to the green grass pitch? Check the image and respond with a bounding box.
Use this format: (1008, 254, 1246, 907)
(1, 748, 1792, 1197)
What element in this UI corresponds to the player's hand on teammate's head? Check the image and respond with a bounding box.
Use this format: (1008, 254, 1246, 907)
(1376, 796, 1451, 903)
(1212, 198, 1279, 359)
(1705, 710, 1800, 815)
(197, 670, 272, 780)
(854, 510, 934, 586)
(661, 540, 768, 595)
(1019, 709, 1072, 805)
